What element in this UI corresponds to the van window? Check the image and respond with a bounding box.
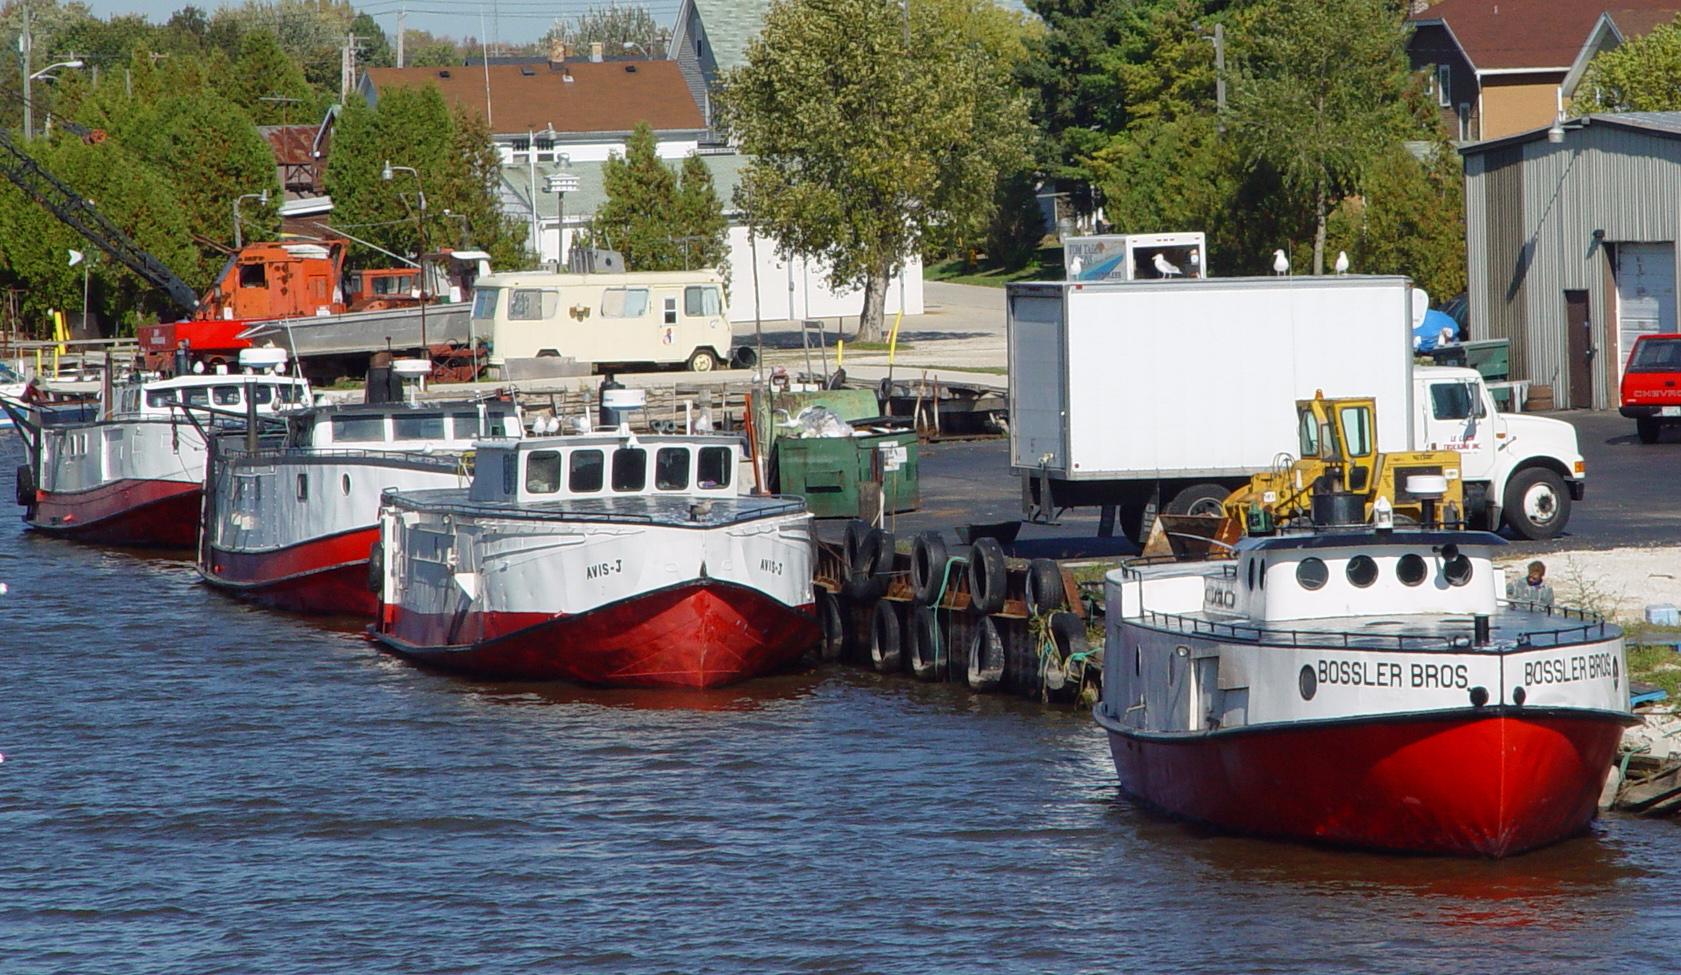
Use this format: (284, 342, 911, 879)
(394, 413, 445, 440)
(602, 287, 650, 318)
(570, 449, 605, 492)
(472, 287, 500, 319)
(655, 447, 690, 490)
(525, 450, 561, 493)
(508, 289, 558, 320)
(331, 414, 386, 443)
(213, 386, 242, 406)
(1430, 383, 1481, 421)
(663, 296, 678, 326)
(612, 447, 648, 491)
(698, 446, 732, 488)
(684, 286, 722, 317)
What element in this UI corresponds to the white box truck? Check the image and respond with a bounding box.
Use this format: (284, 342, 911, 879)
(1007, 276, 1586, 541)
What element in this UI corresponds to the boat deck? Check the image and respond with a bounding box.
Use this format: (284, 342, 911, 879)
(382, 488, 808, 528)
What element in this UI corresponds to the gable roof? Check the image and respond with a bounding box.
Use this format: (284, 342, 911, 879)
(1409, 0, 1681, 71)
(692, 0, 772, 73)
(362, 61, 705, 137)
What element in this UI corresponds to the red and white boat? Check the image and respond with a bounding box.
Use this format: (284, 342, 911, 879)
(368, 432, 818, 688)
(1096, 528, 1633, 857)
(6, 364, 310, 547)
(199, 397, 522, 615)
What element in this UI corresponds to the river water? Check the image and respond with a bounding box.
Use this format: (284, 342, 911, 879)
(2, 433, 1678, 974)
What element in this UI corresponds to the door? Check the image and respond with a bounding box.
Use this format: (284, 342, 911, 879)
(1422, 378, 1496, 482)
(1615, 242, 1677, 384)
(1565, 290, 1593, 409)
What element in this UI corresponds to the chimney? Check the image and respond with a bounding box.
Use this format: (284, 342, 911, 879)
(590, 41, 604, 62)
(548, 39, 566, 64)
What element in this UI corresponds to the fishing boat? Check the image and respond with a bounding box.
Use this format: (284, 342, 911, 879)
(199, 395, 522, 615)
(368, 432, 818, 688)
(4, 356, 310, 547)
(1095, 527, 1633, 857)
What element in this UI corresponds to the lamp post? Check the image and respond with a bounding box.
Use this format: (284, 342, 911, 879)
(381, 160, 429, 350)
(233, 189, 269, 249)
(543, 166, 580, 267)
(23, 58, 84, 140)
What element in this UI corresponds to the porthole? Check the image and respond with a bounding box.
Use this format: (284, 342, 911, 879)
(1444, 555, 1474, 587)
(341, 473, 352, 496)
(1346, 555, 1378, 588)
(1295, 557, 1329, 590)
(1397, 553, 1427, 586)
(1259, 560, 1266, 589)
(1246, 558, 1255, 591)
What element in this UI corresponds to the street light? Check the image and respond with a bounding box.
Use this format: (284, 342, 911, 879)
(382, 160, 429, 351)
(543, 165, 580, 266)
(233, 189, 269, 249)
(22, 59, 83, 140)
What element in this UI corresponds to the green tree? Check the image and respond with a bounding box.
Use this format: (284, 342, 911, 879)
(228, 29, 318, 124)
(1573, 16, 1681, 113)
(408, 41, 460, 67)
(718, 0, 1031, 340)
(675, 152, 729, 279)
(583, 122, 681, 268)
(1328, 139, 1466, 303)
(542, 4, 670, 57)
(352, 11, 394, 68)
(1228, 0, 1414, 274)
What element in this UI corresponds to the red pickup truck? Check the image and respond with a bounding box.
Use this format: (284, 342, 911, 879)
(1620, 333, 1681, 443)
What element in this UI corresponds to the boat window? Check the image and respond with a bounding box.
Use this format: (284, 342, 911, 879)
(502, 453, 517, 495)
(394, 412, 446, 440)
(1339, 406, 1373, 456)
(1430, 382, 1483, 421)
(341, 473, 352, 495)
(451, 412, 484, 439)
(663, 296, 678, 326)
(685, 285, 722, 317)
(508, 288, 559, 321)
(182, 387, 211, 407)
(471, 287, 501, 320)
(569, 449, 605, 492)
(602, 287, 650, 319)
(146, 389, 178, 408)
(275, 384, 305, 404)
(213, 386, 242, 406)
(655, 447, 691, 490)
(250, 385, 274, 406)
(331, 415, 387, 443)
(1246, 558, 1254, 590)
(1295, 557, 1329, 590)
(1346, 555, 1378, 587)
(1444, 555, 1474, 587)
(525, 450, 561, 494)
(1397, 553, 1428, 586)
(697, 446, 732, 489)
(612, 447, 648, 492)
(296, 473, 308, 501)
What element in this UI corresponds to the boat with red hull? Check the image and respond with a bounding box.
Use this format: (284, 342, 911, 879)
(200, 399, 522, 615)
(368, 432, 818, 688)
(5, 365, 310, 548)
(1096, 529, 1633, 857)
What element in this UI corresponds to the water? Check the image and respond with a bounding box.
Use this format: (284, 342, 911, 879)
(2, 431, 1678, 974)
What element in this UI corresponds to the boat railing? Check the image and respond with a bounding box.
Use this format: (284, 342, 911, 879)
(383, 490, 809, 527)
(218, 443, 470, 470)
(1119, 558, 1237, 580)
(1133, 607, 1610, 652)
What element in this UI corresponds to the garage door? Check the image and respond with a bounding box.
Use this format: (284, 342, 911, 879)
(1616, 242, 1677, 381)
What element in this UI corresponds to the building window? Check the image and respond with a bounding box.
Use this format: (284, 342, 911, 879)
(535, 137, 555, 162)
(510, 137, 531, 152)
(1458, 103, 1471, 141)
(1437, 65, 1451, 107)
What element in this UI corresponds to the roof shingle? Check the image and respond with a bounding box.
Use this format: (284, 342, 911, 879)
(363, 60, 705, 136)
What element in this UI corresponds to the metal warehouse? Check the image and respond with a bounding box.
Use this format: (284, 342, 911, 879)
(1464, 112, 1681, 410)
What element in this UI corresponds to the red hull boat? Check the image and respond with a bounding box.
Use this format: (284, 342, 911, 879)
(203, 527, 380, 616)
(30, 479, 202, 548)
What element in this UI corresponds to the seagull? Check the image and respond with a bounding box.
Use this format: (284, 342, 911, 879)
(1152, 253, 1182, 278)
(1272, 249, 1290, 276)
(1334, 250, 1350, 275)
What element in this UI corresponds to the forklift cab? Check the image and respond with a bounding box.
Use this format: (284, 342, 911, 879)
(1297, 394, 1377, 495)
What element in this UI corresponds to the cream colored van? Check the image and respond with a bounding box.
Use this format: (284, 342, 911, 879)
(472, 269, 735, 373)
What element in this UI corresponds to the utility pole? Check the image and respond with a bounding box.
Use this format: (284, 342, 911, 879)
(396, 6, 406, 68)
(20, 4, 32, 140)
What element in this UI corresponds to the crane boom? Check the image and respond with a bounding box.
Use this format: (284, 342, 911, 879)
(0, 127, 200, 314)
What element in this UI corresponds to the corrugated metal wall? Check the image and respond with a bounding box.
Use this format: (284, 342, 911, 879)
(1466, 123, 1681, 408)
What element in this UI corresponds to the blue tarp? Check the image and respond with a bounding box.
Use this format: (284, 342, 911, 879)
(1413, 309, 1459, 353)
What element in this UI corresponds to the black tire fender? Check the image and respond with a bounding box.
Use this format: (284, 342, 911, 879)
(366, 540, 385, 593)
(906, 603, 941, 680)
(1025, 558, 1065, 616)
(816, 588, 845, 662)
(911, 531, 949, 604)
(16, 464, 35, 507)
(870, 600, 902, 673)
(967, 536, 1006, 615)
(967, 615, 1005, 691)
(1045, 611, 1088, 692)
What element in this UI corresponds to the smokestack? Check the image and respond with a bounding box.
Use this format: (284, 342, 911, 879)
(548, 39, 566, 64)
(589, 41, 603, 62)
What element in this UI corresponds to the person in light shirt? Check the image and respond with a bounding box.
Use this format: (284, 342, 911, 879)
(1506, 560, 1554, 608)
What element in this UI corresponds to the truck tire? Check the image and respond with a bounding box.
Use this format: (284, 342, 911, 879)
(870, 600, 902, 673)
(1165, 482, 1230, 516)
(1503, 468, 1571, 541)
(686, 348, 720, 372)
(1638, 417, 1661, 444)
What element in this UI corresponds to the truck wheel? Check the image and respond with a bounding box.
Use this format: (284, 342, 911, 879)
(1503, 468, 1571, 541)
(686, 348, 719, 372)
(1638, 417, 1661, 444)
(1165, 482, 1230, 516)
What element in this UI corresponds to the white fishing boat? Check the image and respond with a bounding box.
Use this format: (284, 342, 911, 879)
(1096, 527, 1632, 857)
(368, 432, 818, 688)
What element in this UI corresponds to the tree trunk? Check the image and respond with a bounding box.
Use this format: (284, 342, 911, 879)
(857, 262, 890, 343)
(1312, 175, 1328, 276)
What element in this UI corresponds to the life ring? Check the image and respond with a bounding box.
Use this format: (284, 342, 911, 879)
(967, 536, 1006, 615)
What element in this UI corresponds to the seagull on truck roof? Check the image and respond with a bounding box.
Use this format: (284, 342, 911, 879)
(1335, 250, 1350, 275)
(1272, 249, 1290, 276)
(1152, 253, 1182, 278)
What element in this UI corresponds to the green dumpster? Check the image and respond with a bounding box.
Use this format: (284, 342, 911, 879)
(756, 389, 920, 518)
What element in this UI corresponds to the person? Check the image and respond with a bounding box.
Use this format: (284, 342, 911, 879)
(1507, 560, 1554, 608)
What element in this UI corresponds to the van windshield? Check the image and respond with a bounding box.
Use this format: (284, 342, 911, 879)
(471, 287, 500, 320)
(1630, 337, 1681, 372)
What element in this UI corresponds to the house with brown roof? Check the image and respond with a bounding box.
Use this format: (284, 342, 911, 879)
(1407, 0, 1681, 142)
(357, 44, 708, 167)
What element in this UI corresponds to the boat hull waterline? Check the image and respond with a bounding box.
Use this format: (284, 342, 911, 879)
(1099, 707, 1628, 857)
(29, 479, 202, 547)
(202, 526, 379, 615)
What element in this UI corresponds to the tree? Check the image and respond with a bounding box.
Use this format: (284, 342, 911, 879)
(1228, 0, 1414, 274)
(674, 153, 729, 280)
(541, 4, 669, 57)
(1573, 16, 1681, 113)
(228, 29, 319, 124)
(352, 12, 393, 69)
(582, 122, 680, 267)
(718, 0, 1031, 340)
(1328, 139, 1466, 303)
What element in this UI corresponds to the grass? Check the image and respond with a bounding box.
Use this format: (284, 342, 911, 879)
(838, 340, 914, 352)
(1628, 644, 1681, 700)
(925, 244, 1064, 288)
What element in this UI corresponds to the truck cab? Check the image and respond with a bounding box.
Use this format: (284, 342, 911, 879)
(1618, 333, 1681, 443)
(1413, 365, 1585, 540)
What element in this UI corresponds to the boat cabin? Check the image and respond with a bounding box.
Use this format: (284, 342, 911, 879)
(286, 401, 522, 450)
(116, 371, 312, 419)
(471, 435, 739, 504)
